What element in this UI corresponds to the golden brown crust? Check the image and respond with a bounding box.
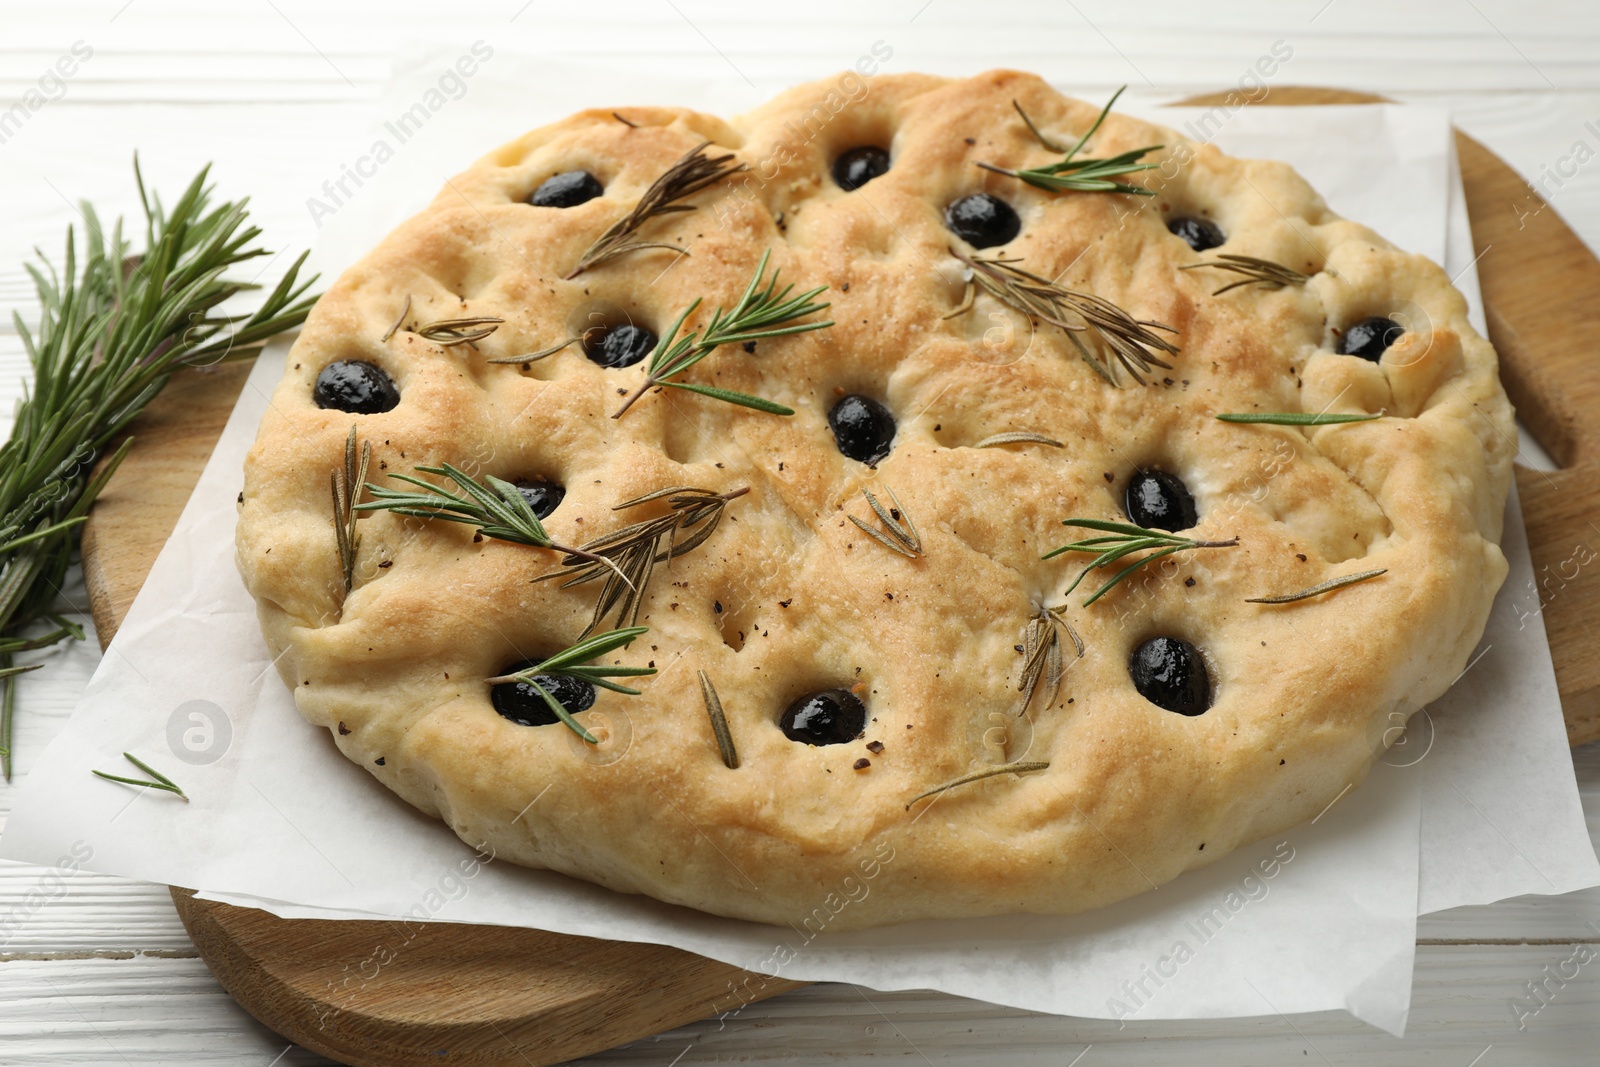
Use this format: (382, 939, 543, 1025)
(237, 70, 1513, 930)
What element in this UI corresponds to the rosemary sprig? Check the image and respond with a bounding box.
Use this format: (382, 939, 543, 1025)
(91, 752, 188, 801)
(612, 249, 832, 418)
(355, 463, 624, 580)
(905, 761, 1050, 811)
(330, 426, 371, 593)
(973, 431, 1063, 449)
(1216, 411, 1379, 425)
(567, 141, 746, 278)
(413, 316, 504, 348)
(540, 486, 748, 637)
(849, 486, 922, 558)
(1014, 605, 1083, 717)
(1179, 255, 1309, 295)
(945, 248, 1178, 386)
(1044, 518, 1239, 606)
(0, 159, 316, 780)
(976, 88, 1160, 196)
(1247, 568, 1387, 605)
(698, 670, 739, 769)
(484, 627, 655, 744)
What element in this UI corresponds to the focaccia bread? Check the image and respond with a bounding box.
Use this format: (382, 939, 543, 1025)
(237, 70, 1513, 931)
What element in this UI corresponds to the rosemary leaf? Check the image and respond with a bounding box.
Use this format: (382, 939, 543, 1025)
(567, 141, 746, 278)
(485, 627, 655, 745)
(612, 249, 830, 419)
(1247, 568, 1387, 605)
(1011, 98, 1069, 152)
(1081, 544, 1185, 606)
(1044, 519, 1238, 606)
(91, 752, 188, 801)
(0, 662, 44, 682)
(699, 670, 740, 769)
(1179, 255, 1309, 295)
(0, 159, 316, 779)
(0, 660, 30, 764)
(848, 485, 922, 558)
(526, 680, 602, 743)
(976, 88, 1160, 196)
(905, 761, 1050, 811)
(659, 381, 796, 415)
(1216, 412, 1380, 425)
(124, 751, 181, 789)
(946, 248, 1178, 386)
(0, 518, 88, 555)
(485, 330, 597, 365)
(973, 431, 1064, 449)
(0, 625, 36, 772)
(380, 295, 411, 343)
(527, 626, 649, 674)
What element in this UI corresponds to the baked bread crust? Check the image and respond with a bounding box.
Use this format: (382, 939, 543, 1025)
(237, 71, 1514, 930)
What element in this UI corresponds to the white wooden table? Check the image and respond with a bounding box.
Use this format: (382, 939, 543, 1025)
(2, 2, 1598, 1062)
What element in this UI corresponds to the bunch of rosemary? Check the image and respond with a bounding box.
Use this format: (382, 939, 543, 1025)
(0, 161, 317, 779)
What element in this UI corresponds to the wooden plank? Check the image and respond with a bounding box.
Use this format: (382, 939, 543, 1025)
(0, 957, 338, 1066)
(0, 948, 1595, 1065)
(3, 1, 1600, 101)
(0, 867, 191, 957)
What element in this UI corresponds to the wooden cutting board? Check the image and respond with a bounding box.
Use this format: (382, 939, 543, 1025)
(76, 88, 1600, 1066)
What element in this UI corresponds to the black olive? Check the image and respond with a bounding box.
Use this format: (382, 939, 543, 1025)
(780, 689, 867, 745)
(1336, 316, 1404, 362)
(313, 361, 399, 414)
(529, 170, 603, 208)
(514, 480, 565, 520)
(583, 323, 656, 368)
(1168, 216, 1225, 252)
(1124, 469, 1197, 533)
(1130, 637, 1211, 715)
(945, 193, 1021, 248)
(828, 394, 896, 466)
(491, 662, 596, 727)
(833, 146, 891, 191)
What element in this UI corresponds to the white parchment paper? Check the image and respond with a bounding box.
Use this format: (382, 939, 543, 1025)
(4, 50, 1595, 1039)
